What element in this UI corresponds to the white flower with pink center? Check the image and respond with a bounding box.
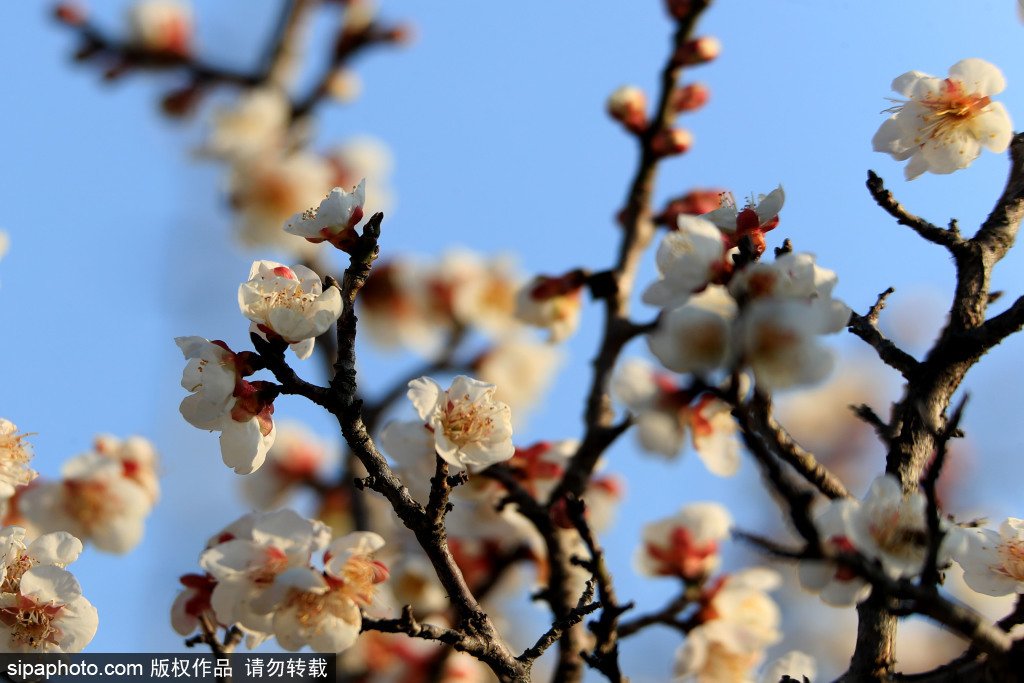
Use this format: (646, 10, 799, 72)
(20, 454, 152, 554)
(642, 215, 726, 309)
(201, 509, 330, 634)
(956, 518, 1024, 596)
(239, 260, 342, 360)
(0, 420, 37, 502)
(407, 375, 514, 472)
(284, 180, 366, 250)
(0, 565, 97, 653)
(873, 58, 1013, 180)
(634, 503, 732, 581)
(126, 0, 192, 56)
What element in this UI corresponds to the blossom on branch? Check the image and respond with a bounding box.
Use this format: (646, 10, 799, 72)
(238, 260, 342, 360)
(642, 215, 726, 309)
(176, 336, 276, 475)
(872, 58, 1013, 180)
(634, 502, 732, 581)
(126, 0, 192, 57)
(956, 518, 1024, 596)
(612, 359, 739, 475)
(702, 186, 783, 256)
(406, 375, 514, 472)
(284, 180, 366, 251)
(0, 559, 97, 653)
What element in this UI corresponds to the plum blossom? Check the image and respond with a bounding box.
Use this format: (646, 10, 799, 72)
(612, 359, 739, 475)
(634, 503, 732, 581)
(674, 569, 782, 682)
(873, 58, 1013, 180)
(200, 509, 331, 635)
(406, 375, 514, 472)
(20, 452, 152, 554)
(0, 565, 97, 653)
(176, 336, 276, 475)
(202, 88, 290, 160)
(93, 434, 160, 505)
(0, 420, 37, 503)
(170, 572, 217, 636)
(702, 186, 784, 255)
(798, 500, 871, 607)
(956, 518, 1024, 596)
(229, 150, 333, 254)
(252, 532, 388, 653)
(515, 272, 585, 342)
(642, 215, 726, 309)
(284, 180, 366, 250)
(647, 285, 737, 375)
(126, 0, 192, 56)
(238, 261, 343, 360)
(739, 299, 836, 391)
(0, 526, 94, 654)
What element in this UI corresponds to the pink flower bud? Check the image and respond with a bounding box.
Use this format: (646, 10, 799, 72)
(675, 36, 721, 66)
(607, 85, 648, 134)
(671, 82, 710, 112)
(651, 129, 693, 157)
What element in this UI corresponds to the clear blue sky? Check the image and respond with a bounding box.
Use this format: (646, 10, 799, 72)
(2, 1, 1024, 678)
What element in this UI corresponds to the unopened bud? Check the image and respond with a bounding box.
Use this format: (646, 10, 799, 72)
(606, 85, 647, 134)
(383, 23, 414, 44)
(656, 188, 726, 226)
(54, 3, 87, 25)
(161, 84, 204, 118)
(670, 82, 710, 112)
(675, 36, 720, 66)
(326, 69, 362, 103)
(651, 129, 693, 157)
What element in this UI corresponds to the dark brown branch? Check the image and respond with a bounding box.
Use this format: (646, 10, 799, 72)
(920, 396, 967, 588)
(362, 605, 465, 647)
(746, 393, 849, 500)
(848, 288, 920, 379)
(866, 171, 964, 249)
(617, 592, 698, 639)
(518, 580, 599, 663)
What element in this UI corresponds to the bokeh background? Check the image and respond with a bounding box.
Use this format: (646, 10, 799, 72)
(2, 1, 1024, 679)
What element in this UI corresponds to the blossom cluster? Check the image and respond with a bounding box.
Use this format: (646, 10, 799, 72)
(173, 509, 388, 654)
(634, 503, 814, 682)
(638, 189, 849, 394)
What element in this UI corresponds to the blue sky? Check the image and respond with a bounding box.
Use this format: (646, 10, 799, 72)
(3, 0, 1024, 678)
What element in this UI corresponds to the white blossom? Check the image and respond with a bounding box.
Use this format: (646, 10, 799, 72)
(203, 88, 290, 160)
(798, 500, 871, 606)
(634, 503, 732, 581)
(647, 285, 737, 375)
(238, 261, 342, 360)
(873, 58, 1013, 180)
(407, 375, 514, 472)
(93, 434, 160, 505)
(642, 215, 725, 309)
(284, 180, 366, 248)
(0, 420, 36, 502)
(0, 565, 97, 653)
(956, 518, 1024, 596)
(21, 454, 152, 554)
(739, 299, 835, 391)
